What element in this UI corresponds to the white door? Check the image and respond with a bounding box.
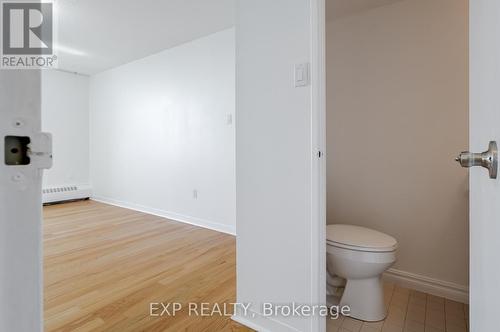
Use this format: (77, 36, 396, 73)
(469, 1, 500, 331)
(0, 71, 51, 332)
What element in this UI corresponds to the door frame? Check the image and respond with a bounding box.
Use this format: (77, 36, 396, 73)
(318, 1, 476, 330)
(311, 0, 327, 331)
(0, 71, 44, 332)
(1, 1, 328, 331)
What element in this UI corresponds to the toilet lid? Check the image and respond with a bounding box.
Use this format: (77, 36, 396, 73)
(326, 224, 397, 252)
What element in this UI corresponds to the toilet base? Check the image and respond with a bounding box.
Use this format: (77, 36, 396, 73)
(326, 294, 341, 307)
(339, 276, 387, 322)
(326, 284, 343, 307)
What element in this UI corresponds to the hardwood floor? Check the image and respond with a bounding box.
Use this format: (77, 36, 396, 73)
(43, 200, 252, 332)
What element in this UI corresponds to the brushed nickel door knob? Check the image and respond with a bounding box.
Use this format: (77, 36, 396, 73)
(455, 141, 498, 179)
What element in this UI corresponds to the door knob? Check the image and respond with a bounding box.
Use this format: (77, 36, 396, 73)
(455, 141, 498, 179)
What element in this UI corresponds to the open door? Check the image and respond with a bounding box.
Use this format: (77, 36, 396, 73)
(0, 71, 51, 332)
(467, 0, 500, 330)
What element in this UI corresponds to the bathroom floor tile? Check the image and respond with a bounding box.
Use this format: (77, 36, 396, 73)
(406, 308, 426, 324)
(342, 316, 364, 331)
(363, 321, 384, 330)
(409, 297, 426, 308)
(381, 323, 403, 332)
(327, 321, 340, 332)
(328, 315, 345, 332)
(404, 320, 425, 332)
(424, 327, 444, 332)
(361, 326, 382, 332)
(331, 282, 469, 332)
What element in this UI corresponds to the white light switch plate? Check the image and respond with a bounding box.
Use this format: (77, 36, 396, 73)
(294, 63, 310, 87)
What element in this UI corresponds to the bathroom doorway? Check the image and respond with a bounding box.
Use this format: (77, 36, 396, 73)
(324, 0, 470, 329)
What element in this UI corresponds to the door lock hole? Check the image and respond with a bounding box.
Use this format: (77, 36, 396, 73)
(4, 136, 30, 165)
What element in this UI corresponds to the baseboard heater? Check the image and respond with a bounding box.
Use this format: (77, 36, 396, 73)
(42, 184, 92, 205)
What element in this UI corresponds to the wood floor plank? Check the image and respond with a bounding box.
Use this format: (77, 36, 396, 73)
(43, 200, 252, 332)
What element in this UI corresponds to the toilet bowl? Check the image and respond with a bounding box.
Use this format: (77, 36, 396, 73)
(326, 224, 397, 322)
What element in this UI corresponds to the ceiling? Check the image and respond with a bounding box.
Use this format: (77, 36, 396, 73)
(55, 0, 234, 75)
(326, 0, 403, 21)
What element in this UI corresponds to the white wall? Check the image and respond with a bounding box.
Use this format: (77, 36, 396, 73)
(234, 1, 323, 331)
(42, 70, 90, 188)
(89, 29, 236, 234)
(326, 0, 469, 293)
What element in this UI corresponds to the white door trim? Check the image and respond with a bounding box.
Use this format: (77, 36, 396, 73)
(310, 0, 326, 331)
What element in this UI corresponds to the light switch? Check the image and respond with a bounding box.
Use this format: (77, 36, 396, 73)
(294, 63, 310, 87)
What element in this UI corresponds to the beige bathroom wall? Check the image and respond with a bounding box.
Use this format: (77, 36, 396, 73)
(326, 0, 469, 287)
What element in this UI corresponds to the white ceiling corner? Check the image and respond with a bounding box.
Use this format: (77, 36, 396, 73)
(55, 0, 235, 75)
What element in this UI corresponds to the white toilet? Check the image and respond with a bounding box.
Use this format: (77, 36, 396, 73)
(326, 224, 397, 322)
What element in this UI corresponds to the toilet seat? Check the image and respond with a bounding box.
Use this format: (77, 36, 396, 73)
(326, 224, 397, 252)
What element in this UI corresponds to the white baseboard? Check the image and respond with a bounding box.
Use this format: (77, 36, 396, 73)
(43, 184, 92, 204)
(232, 310, 302, 332)
(91, 196, 236, 236)
(383, 268, 469, 304)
